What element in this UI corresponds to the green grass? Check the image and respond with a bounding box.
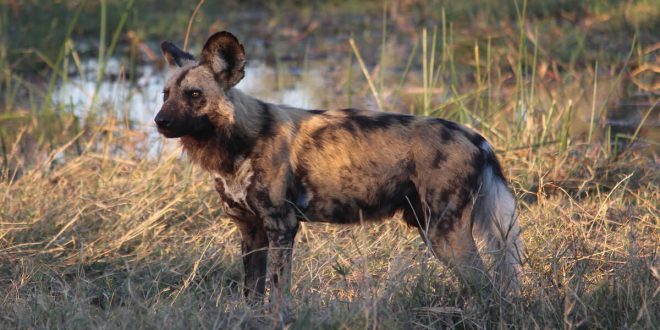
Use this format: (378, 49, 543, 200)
(1, 0, 659, 328)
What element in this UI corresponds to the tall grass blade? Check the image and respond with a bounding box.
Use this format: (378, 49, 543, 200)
(349, 38, 383, 111)
(89, 0, 136, 116)
(588, 61, 598, 144)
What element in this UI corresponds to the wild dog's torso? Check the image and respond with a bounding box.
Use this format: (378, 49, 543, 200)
(291, 108, 484, 226)
(182, 94, 485, 227)
(290, 109, 420, 223)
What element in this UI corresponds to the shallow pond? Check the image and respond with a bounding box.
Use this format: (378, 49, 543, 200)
(52, 49, 658, 158)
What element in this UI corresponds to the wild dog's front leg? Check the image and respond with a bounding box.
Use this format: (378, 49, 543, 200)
(214, 178, 269, 303)
(233, 220, 269, 302)
(262, 210, 299, 313)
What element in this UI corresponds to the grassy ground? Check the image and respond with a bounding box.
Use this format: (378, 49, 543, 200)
(1, 0, 659, 329)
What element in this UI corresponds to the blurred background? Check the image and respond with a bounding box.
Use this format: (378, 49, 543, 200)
(1, 1, 658, 328)
(2, 0, 658, 165)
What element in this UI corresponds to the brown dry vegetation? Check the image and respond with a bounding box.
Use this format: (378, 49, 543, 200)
(1, 0, 659, 328)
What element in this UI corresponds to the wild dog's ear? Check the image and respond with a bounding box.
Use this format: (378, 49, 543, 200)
(199, 31, 246, 89)
(160, 41, 196, 67)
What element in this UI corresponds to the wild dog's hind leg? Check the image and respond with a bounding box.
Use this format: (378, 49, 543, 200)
(421, 205, 492, 293)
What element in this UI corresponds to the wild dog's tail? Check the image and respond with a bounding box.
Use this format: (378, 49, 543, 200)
(472, 140, 524, 294)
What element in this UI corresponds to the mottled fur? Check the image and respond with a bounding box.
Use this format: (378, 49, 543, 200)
(155, 31, 523, 306)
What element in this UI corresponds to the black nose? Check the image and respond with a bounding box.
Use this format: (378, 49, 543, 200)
(155, 114, 171, 129)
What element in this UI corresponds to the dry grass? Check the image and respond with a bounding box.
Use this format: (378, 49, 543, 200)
(1, 0, 659, 328)
(1, 116, 657, 329)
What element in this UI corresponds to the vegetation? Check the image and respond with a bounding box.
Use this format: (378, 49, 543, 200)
(1, 0, 658, 328)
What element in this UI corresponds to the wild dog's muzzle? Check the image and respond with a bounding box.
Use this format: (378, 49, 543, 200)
(154, 110, 182, 138)
(155, 105, 214, 139)
(154, 112, 173, 130)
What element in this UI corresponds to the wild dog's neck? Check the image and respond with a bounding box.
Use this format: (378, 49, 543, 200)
(226, 89, 272, 136)
(180, 89, 273, 175)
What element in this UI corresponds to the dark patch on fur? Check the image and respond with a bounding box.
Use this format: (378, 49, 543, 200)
(468, 132, 486, 149)
(429, 118, 458, 141)
(161, 41, 195, 67)
(337, 110, 415, 135)
(352, 116, 385, 130)
(189, 115, 215, 139)
(401, 187, 424, 228)
(250, 182, 271, 206)
(291, 184, 310, 217)
(390, 114, 415, 126)
(330, 199, 360, 223)
(432, 150, 447, 168)
(434, 118, 503, 187)
(309, 126, 329, 144)
(431, 118, 460, 130)
(440, 127, 453, 141)
(485, 151, 506, 181)
(463, 154, 484, 191)
(258, 101, 276, 137)
(225, 131, 258, 164)
(290, 163, 321, 222)
(175, 68, 191, 86)
(308, 126, 337, 150)
(189, 124, 258, 173)
(352, 113, 414, 131)
(339, 171, 360, 192)
(425, 187, 465, 235)
(467, 133, 507, 181)
(355, 181, 416, 221)
(308, 109, 327, 115)
(293, 157, 420, 224)
(419, 150, 485, 235)
(318, 179, 417, 224)
(340, 120, 358, 135)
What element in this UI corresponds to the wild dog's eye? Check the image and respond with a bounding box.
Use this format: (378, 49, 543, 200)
(163, 90, 170, 101)
(187, 90, 203, 99)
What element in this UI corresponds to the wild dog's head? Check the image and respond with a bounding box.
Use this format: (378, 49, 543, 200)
(155, 31, 246, 138)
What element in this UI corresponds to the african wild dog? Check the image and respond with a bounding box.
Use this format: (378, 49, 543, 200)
(155, 31, 523, 306)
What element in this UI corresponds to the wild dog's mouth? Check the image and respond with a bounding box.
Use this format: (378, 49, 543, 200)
(157, 126, 184, 138)
(155, 116, 214, 139)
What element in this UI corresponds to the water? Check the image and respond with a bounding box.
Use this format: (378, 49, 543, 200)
(52, 55, 658, 157)
(54, 59, 328, 125)
(53, 57, 331, 156)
